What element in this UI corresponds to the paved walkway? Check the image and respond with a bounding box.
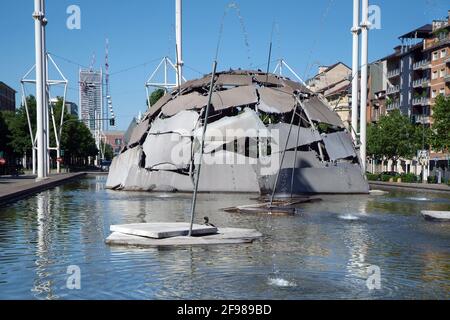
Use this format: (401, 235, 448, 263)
(0, 173, 86, 205)
(370, 181, 450, 193)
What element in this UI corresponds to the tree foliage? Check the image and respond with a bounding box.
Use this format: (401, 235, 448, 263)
(101, 142, 114, 161)
(1, 96, 98, 167)
(367, 110, 422, 161)
(431, 95, 450, 153)
(148, 89, 165, 107)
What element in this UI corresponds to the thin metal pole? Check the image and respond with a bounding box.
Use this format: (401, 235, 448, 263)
(33, 0, 46, 180)
(351, 0, 360, 142)
(360, 0, 369, 173)
(290, 112, 302, 199)
(270, 103, 299, 206)
(188, 61, 217, 237)
(265, 41, 272, 83)
(175, 0, 183, 86)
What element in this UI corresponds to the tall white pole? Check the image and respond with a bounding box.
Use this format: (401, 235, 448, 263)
(351, 0, 360, 141)
(360, 0, 369, 173)
(41, 0, 49, 176)
(33, 0, 46, 180)
(175, 0, 183, 86)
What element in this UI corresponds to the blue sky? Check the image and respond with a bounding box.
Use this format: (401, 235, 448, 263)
(1, 0, 448, 130)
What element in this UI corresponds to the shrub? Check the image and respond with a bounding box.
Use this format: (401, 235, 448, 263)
(366, 173, 380, 181)
(401, 173, 418, 183)
(428, 176, 438, 184)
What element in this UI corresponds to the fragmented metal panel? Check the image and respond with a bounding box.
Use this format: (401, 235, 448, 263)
(149, 110, 199, 135)
(301, 97, 344, 128)
(196, 151, 260, 193)
(254, 74, 283, 87)
(216, 74, 253, 87)
(143, 111, 199, 170)
(148, 93, 173, 118)
(162, 92, 207, 116)
(268, 123, 322, 152)
(195, 108, 266, 154)
(258, 87, 296, 113)
(128, 119, 149, 147)
(282, 79, 311, 94)
(106, 146, 144, 189)
(322, 131, 357, 161)
(211, 86, 258, 111)
(260, 165, 369, 195)
(143, 133, 192, 170)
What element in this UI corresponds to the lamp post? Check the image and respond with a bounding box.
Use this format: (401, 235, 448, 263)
(33, 0, 47, 180)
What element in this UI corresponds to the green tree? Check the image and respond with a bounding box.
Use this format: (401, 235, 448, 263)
(0, 111, 13, 157)
(2, 96, 36, 157)
(101, 142, 114, 161)
(147, 89, 165, 107)
(367, 110, 421, 162)
(431, 95, 450, 152)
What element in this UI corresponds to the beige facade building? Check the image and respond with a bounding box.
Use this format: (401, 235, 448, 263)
(306, 62, 352, 128)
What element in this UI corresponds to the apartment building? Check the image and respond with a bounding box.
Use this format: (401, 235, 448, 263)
(368, 60, 387, 123)
(374, 11, 449, 125)
(0, 82, 16, 112)
(306, 62, 352, 128)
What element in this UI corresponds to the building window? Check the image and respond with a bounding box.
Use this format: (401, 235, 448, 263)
(432, 70, 438, 80)
(440, 69, 445, 78)
(432, 52, 439, 61)
(441, 49, 447, 58)
(115, 138, 122, 146)
(439, 88, 445, 96)
(432, 90, 437, 98)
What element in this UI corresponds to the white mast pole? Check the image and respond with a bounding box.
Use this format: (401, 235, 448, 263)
(351, 0, 360, 141)
(360, 0, 369, 173)
(41, 0, 50, 176)
(33, 0, 46, 180)
(175, 0, 183, 86)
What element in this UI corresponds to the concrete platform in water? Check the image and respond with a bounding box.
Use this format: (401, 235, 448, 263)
(422, 211, 450, 221)
(106, 223, 262, 247)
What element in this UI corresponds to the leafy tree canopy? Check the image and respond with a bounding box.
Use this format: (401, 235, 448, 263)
(431, 95, 450, 153)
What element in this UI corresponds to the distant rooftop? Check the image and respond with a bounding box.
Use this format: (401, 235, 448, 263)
(0, 81, 17, 93)
(399, 24, 432, 40)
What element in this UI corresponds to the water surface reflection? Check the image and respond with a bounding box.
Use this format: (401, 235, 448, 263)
(0, 176, 449, 299)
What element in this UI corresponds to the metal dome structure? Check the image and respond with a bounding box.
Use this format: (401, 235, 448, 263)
(106, 69, 369, 195)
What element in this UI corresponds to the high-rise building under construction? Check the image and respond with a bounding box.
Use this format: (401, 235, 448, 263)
(79, 69, 103, 132)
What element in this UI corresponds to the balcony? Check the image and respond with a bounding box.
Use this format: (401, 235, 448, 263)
(445, 73, 450, 83)
(386, 101, 400, 111)
(386, 85, 400, 95)
(425, 33, 450, 50)
(387, 69, 400, 78)
(414, 115, 431, 125)
(412, 97, 430, 106)
(412, 78, 430, 88)
(413, 59, 431, 70)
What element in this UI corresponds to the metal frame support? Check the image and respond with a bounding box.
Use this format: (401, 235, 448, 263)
(21, 53, 69, 174)
(360, 0, 370, 173)
(145, 56, 187, 107)
(273, 59, 307, 86)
